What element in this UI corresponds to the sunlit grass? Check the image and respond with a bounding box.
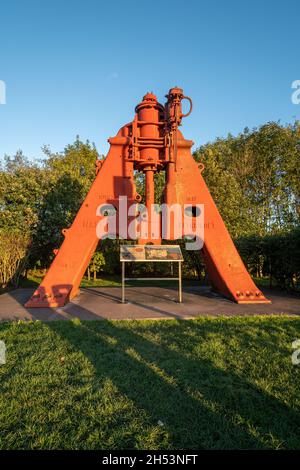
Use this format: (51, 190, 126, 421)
(19, 272, 280, 290)
(19, 273, 201, 288)
(0, 317, 300, 449)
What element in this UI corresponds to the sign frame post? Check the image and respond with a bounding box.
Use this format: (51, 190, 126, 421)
(120, 245, 183, 304)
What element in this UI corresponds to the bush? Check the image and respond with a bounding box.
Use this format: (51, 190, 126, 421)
(236, 228, 300, 290)
(0, 229, 30, 289)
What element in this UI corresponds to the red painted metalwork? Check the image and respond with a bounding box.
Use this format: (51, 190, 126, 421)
(25, 88, 271, 307)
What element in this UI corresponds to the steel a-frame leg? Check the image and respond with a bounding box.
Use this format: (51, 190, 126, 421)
(163, 136, 270, 304)
(25, 139, 136, 308)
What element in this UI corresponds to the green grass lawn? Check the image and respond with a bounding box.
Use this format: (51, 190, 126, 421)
(19, 273, 122, 288)
(19, 273, 202, 289)
(0, 317, 300, 450)
(19, 272, 290, 291)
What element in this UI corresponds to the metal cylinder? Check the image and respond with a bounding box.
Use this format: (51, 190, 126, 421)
(135, 93, 161, 162)
(145, 169, 155, 210)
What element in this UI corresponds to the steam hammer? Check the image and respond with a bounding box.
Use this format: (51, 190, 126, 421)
(25, 88, 271, 307)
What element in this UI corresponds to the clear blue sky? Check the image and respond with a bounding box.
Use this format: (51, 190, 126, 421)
(0, 0, 299, 161)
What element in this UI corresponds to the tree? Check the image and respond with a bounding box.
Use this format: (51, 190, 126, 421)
(87, 251, 105, 280)
(31, 138, 100, 266)
(194, 121, 300, 238)
(0, 151, 45, 233)
(0, 228, 30, 289)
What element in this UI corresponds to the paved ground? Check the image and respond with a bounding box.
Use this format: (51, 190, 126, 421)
(0, 286, 299, 321)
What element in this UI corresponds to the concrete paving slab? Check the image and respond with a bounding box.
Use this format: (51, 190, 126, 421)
(0, 286, 299, 321)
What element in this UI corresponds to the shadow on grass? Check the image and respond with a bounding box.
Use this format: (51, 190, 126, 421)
(47, 314, 300, 449)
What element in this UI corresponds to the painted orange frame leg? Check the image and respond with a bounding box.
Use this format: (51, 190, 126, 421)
(163, 134, 270, 304)
(25, 134, 135, 308)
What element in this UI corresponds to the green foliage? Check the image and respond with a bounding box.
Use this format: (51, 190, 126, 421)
(87, 251, 106, 279)
(194, 121, 300, 237)
(31, 138, 99, 265)
(0, 228, 30, 289)
(134, 171, 165, 204)
(0, 138, 100, 270)
(99, 240, 122, 275)
(0, 151, 46, 233)
(236, 228, 300, 290)
(89, 252, 105, 273)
